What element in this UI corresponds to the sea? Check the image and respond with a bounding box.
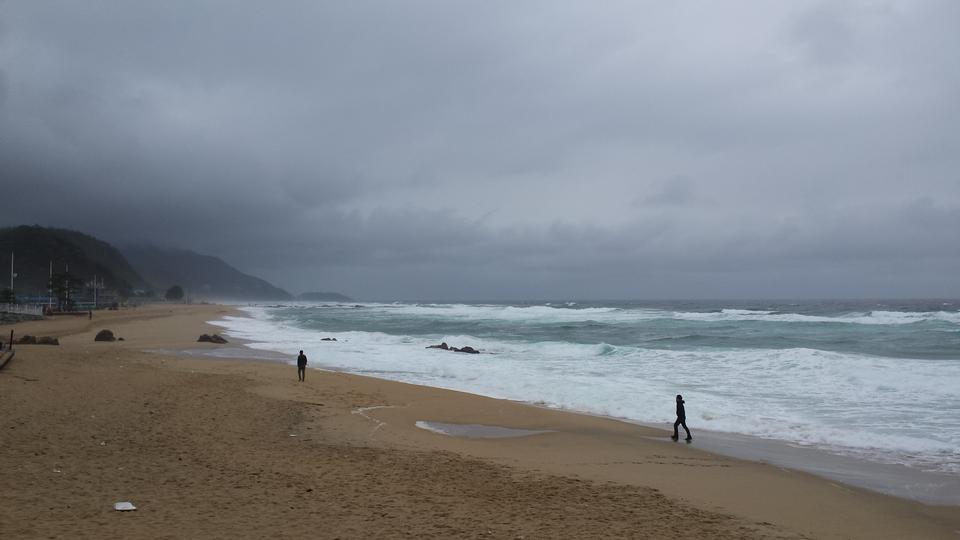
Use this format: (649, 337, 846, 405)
(210, 299, 960, 501)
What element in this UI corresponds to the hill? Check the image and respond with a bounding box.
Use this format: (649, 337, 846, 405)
(123, 245, 292, 301)
(298, 291, 354, 302)
(0, 225, 150, 297)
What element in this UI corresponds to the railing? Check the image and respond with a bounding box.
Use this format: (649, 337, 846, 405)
(0, 304, 45, 317)
(0, 328, 15, 370)
(0, 349, 14, 370)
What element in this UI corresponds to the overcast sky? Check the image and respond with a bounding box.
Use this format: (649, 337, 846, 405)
(1, 1, 958, 300)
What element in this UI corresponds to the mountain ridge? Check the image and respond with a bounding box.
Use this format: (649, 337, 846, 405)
(0, 225, 149, 296)
(0, 225, 298, 301)
(122, 244, 293, 301)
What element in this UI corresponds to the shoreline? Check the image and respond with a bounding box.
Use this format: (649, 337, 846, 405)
(185, 341, 960, 506)
(664, 424, 960, 505)
(205, 308, 960, 506)
(2, 304, 958, 538)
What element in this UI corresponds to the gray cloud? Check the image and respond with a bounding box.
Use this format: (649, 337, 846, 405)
(1, 1, 959, 299)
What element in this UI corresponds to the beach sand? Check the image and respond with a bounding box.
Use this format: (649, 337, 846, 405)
(1, 305, 958, 539)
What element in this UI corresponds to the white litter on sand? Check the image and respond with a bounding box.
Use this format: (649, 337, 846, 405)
(351, 405, 396, 434)
(114, 501, 137, 511)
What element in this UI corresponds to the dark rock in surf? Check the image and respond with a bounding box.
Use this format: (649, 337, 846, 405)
(426, 342, 480, 354)
(197, 333, 228, 344)
(94, 329, 116, 342)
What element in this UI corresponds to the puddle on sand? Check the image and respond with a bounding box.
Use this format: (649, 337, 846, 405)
(415, 421, 553, 439)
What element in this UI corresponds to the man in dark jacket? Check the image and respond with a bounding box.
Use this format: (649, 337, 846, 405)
(297, 350, 308, 382)
(671, 394, 692, 442)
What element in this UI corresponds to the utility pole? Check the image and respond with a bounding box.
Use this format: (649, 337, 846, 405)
(94, 275, 98, 309)
(49, 261, 53, 309)
(9, 252, 15, 303)
(64, 263, 69, 310)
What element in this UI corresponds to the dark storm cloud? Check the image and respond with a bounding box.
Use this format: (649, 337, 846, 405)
(1, 1, 959, 299)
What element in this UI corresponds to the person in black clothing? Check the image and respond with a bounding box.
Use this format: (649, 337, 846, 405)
(297, 350, 308, 382)
(671, 394, 692, 442)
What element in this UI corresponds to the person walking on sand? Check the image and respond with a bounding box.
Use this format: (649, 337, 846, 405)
(297, 350, 308, 382)
(671, 394, 692, 442)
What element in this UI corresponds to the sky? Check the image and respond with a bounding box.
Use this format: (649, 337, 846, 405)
(1, 1, 958, 300)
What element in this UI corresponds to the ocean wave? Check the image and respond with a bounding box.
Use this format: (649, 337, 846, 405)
(671, 308, 960, 326)
(354, 303, 654, 323)
(264, 301, 960, 327)
(386, 303, 960, 326)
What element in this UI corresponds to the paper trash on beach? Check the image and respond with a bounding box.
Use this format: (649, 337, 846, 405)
(113, 501, 137, 511)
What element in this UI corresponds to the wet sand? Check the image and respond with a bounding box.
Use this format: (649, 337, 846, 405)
(1, 304, 958, 538)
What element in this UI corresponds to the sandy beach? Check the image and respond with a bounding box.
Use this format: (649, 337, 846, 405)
(1, 305, 958, 539)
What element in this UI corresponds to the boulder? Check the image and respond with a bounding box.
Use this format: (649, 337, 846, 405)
(36, 336, 60, 346)
(426, 342, 480, 354)
(94, 330, 116, 342)
(197, 334, 228, 344)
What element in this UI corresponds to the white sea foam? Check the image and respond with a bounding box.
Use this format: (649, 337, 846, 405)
(373, 303, 647, 323)
(241, 301, 960, 326)
(672, 308, 960, 325)
(213, 306, 960, 475)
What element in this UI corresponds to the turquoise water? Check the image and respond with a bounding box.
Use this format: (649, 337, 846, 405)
(266, 299, 960, 359)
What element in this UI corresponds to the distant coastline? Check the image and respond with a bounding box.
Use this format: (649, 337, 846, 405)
(297, 291, 353, 302)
